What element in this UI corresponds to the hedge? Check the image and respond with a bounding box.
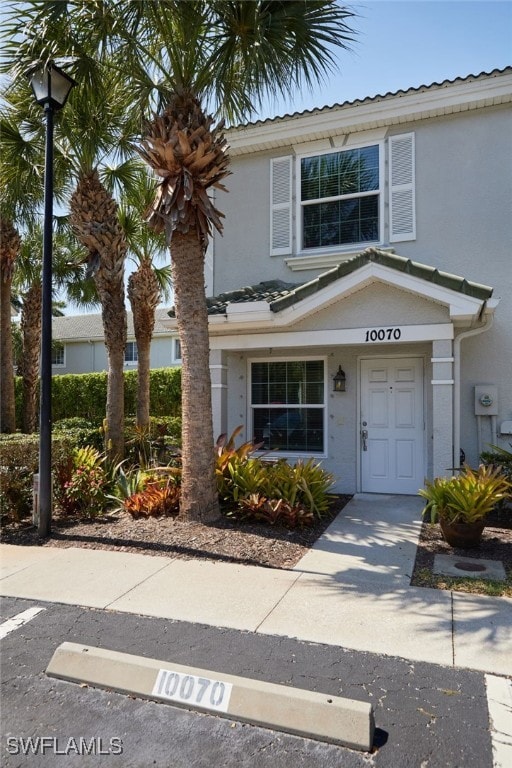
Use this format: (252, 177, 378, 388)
(14, 366, 181, 426)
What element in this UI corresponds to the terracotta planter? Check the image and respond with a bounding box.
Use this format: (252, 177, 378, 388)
(439, 518, 485, 549)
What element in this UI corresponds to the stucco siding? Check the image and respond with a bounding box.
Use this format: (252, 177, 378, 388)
(290, 283, 449, 332)
(224, 342, 432, 494)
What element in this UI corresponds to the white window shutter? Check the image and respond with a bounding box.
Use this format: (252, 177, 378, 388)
(389, 133, 416, 242)
(270, 156, 292, 255)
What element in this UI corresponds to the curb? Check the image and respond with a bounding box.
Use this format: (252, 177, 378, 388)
(46, 642, 375, 751)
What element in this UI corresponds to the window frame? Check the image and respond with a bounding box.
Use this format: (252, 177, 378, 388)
(295, 141, 385, 254)
(172, 337, 182, 364)
(124, 340, 138, 366)
(248, 355, 328, 457)
(51, 342, 66, 368)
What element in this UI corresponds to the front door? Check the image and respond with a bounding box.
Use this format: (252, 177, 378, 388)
(360, 357, 424, 494)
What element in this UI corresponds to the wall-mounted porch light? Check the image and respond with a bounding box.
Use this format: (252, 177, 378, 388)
(333, 365, 346, 392)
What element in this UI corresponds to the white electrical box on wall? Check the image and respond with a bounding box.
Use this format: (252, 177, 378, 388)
(474, 385, 498, 416)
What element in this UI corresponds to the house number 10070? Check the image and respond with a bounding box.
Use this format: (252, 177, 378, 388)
(365, 327, 402, 342)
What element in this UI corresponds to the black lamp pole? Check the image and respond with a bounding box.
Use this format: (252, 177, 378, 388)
(26, 62, 76, 537)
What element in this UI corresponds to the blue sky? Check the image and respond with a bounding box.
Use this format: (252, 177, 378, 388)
(258, 0, 512, 119)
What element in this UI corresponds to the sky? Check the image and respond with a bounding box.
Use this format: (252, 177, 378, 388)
(257, 0, 512, 120)
(56, 0, 511, 313)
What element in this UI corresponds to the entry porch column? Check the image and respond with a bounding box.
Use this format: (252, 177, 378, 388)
(431, 339, 454, 478)
(210, 349, 228, 442)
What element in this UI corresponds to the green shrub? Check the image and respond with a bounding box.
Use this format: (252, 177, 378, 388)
(123, 416, 182, 467)
(0, 437, 38, 521)
(0, 434, 82, 522)
(53, 417, 104, 452)
(481, 445, 512, 483)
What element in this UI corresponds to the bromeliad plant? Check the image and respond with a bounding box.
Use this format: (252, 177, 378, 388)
(419, 464, 511, 524)
(216, 427, 335, 524)
(59, 446, 110, 517)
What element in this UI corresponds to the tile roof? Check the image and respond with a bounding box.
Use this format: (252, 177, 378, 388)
(167, 280, 300, 317)
(53, 307, 175, 341)
(233, 68, 512, 129)
(270, 248, 494, 312)
(168, 248, 493, 319)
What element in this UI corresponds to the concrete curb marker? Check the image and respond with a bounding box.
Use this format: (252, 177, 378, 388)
(46, 642, 375, 751)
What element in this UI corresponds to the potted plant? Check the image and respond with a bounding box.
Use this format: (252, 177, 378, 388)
(419, 464, 511, 548)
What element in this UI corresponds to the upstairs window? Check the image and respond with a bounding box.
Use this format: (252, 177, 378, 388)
(124, 341, 138, 365)
(300, 145, 380, 250)
(250, 359, 325, 453)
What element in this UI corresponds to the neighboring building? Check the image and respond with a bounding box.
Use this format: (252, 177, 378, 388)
(165, 68, 512, 495)
(51, 307, 182, 374)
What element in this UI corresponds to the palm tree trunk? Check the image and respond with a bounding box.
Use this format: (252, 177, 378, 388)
(70, 169, 127, 461)
(171, 230, 219, 522)
(127, 261, 160, 430)
(0, 274, 16, 432)
(0, 218, 19, 433)
(20, 281, 42, 433)
(135, 336, 151, 428)
(106, 345, 125, 460)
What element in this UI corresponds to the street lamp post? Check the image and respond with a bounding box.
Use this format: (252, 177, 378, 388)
(26, 62, 76, 537)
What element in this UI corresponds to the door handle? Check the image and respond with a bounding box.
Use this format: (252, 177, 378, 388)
(361, 429, 368, 451)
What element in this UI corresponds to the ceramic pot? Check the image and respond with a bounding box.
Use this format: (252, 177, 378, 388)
(439, 518, 485, 548)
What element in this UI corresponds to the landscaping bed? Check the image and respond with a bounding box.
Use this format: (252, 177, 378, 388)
(411, 506, 512, 597)
(0, 495, 351, 571)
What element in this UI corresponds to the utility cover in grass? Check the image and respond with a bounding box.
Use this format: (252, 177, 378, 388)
(433, 554, 506, 581)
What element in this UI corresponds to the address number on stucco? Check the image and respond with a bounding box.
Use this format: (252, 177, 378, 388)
(152, 669, 233, 713)
(364, 327, 402, 342)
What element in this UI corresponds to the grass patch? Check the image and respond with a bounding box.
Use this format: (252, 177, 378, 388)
(413, 567, 512, 597)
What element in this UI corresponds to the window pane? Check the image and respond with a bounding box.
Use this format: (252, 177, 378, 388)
(304, 195, 379, 249)
(301, 146, 379, 249)
(301, 156, 320, 200)
(51, 344, 64, 365)
(251, 360, 324, 452)
(124, 342, 138, 363)
(252, 383, 268, 405)
(253, 407, 323, 452)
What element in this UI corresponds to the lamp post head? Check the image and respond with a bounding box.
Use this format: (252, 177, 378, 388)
(26, 61, 76, 110)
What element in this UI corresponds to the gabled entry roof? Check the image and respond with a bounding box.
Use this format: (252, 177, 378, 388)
(269, 248, 493, 312)
(166, 248, 495, 331)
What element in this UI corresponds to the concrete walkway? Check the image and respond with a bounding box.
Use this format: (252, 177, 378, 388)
(1, 494, 511, 676)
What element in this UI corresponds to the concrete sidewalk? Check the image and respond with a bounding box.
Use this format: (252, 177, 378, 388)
(1, 494, 511, 676)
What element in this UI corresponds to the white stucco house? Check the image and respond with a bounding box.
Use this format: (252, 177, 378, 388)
(164, 67, 512, 495)
(51, 307, 182, 374)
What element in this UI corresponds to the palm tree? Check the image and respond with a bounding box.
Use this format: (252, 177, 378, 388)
(131, 2, 357, 521)
(0, 97, 46, 433)
(1, 88, 95, 435)
(1, 0, 357, 519)
(116, 167, 172, 430)
(0, 217, 20, 432)
(13, 221, 95, 433)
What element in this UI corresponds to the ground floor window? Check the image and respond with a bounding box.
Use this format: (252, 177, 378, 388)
(250, 359, 325, 453)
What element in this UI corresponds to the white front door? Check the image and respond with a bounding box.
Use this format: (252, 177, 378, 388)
(360, 357, 424, 494)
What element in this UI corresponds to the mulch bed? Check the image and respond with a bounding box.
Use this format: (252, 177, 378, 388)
(0, 495, 352, 571)
(3, 497, 510, 591)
